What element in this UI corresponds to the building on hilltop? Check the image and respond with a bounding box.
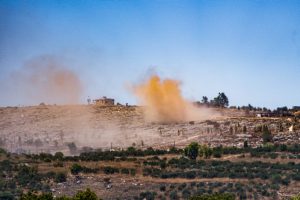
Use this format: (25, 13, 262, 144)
(93, 96, 115, 106)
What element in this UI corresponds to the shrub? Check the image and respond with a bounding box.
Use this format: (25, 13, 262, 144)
(54, 152, 64, 160)
(16, 165, 41, 187)
(184, 142, 199, 160)
(103, 166, 119, 174)
(139, 191, 156, 200)
(212, 147, 223, 158)
(70, 164, 83, 175)
(55, 172, 67, 183)
(199, 145, 213, 159)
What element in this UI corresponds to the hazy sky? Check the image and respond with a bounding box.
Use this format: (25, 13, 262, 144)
(1, 0, 300, 108)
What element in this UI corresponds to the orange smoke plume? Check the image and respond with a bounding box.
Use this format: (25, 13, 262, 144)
(134, 75, 190, 122)
(134, 75, 220, 122)
(11, 55, 83, 105)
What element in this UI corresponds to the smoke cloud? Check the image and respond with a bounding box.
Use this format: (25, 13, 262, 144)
(9, 55, 83, 105)
(134, 75, 218, 122)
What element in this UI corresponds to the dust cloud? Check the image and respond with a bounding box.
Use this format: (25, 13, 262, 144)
(133, 75, 219, 122)
(10, 55, 83, 105)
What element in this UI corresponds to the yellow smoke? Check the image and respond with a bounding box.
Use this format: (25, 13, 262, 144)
(134, 75, 190, 122)
(134, 75, 220, 122)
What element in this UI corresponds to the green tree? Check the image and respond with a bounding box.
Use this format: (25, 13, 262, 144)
(54, 152, 64, 161)
(184, 142, 199, 160)
(201, 96, 208, 104)
(199, 145, 212, 159)
(211, 93, 229, 107)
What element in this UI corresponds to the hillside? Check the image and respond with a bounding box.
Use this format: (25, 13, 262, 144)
(0, 105, 298, 156)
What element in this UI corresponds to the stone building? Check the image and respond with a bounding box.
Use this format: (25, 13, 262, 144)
(93, 96, 115, 106)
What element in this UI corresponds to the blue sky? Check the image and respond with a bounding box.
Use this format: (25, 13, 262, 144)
(1, 0, 300, 108)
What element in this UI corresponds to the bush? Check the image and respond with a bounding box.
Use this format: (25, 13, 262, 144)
(139, 191, 156, 200)
(212, 147, 223, 158)
(70, 164, 83, 175)
(16, 165, 41, 187)
(54, 152, 64, 160)
(199, 145, 213, 159)
(55, 172, 67, 183)
(184, 142, 199, 160)
(103, 166, 119, 174)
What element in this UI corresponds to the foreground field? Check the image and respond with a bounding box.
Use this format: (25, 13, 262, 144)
(1, 144, 300, 199)
(1, 105, 300, 199)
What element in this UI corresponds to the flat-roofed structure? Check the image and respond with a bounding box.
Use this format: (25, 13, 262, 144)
(93, 96, 114, 106)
